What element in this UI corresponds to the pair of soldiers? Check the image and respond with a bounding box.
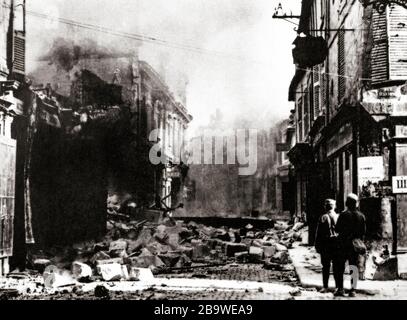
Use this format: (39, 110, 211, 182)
(314, 193, 366, 297)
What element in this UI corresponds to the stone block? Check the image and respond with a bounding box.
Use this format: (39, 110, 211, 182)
(72, 261, 93, 280)
(192, 243, 211, 260)
(271, 251, 290, 265)
(97, 263, 124, 281)
(128, 249, 165, 269)
(91, 251, 111, 264)
(235, 251, 250, 263)
(225, 243, 248, 257)
(128, 267, 155, 281)
(249, 246, 264, 262)
(263, 246, 277, 258)
(275, 243, 288, 252)
(109, 240, 128, 258)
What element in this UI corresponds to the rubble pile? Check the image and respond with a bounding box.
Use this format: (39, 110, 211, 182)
(21, 217, 305, 289)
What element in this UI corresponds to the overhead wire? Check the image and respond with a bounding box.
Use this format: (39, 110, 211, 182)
(10, 5, 262, 65)
(9, 4, 377, 82)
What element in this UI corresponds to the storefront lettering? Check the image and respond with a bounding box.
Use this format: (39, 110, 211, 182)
(327, 122, 353, 157)
(377, 88, 397, 99)
(362, 102, 393, 115)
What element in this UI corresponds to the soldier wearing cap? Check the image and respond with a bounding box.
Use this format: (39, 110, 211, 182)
(335, 193, 366, 298)
(314, 199, 340, 293)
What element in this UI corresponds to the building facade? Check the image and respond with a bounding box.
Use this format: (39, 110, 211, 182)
(185, 114, 295, 219)
(3, 34, 194, 271)
(30, 47, 192, 212)
(0, 0, 26, 274)
(286, 0, 407, 275)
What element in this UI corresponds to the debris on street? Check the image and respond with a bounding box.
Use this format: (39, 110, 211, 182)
(0, 217, 306, 299)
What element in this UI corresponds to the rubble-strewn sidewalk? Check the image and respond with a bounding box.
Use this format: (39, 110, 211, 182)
(289, 241, 407, 299)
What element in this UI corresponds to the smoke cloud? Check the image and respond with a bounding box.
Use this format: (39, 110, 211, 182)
(27, 0, 301, 134)
(40, 38, 130, 72)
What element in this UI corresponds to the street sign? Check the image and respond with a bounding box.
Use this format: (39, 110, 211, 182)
(392, 176, 407, 194)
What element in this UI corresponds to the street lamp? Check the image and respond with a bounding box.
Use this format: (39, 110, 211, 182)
(359, 0, 407, 13)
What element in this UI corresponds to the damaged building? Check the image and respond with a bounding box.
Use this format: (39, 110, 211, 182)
(0, 2, 193, 274)
(24, 41, 193, 251)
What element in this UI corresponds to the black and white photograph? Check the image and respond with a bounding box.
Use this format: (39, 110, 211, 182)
(0, 0, 407, 306)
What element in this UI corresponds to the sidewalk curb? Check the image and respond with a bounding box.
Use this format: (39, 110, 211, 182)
(293, 265, 379, 295)
(289, 247, 380, 296)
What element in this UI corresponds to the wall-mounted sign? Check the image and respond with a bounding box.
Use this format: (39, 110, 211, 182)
(358, 156, 385, 195)
(377, 88, 398, 99)
(360, 0, 407, 14)
(327, 122, 353, 157)
(396, 126, 407, 138)
(393, 176, 407, 194)
(362, 85, 407, 116)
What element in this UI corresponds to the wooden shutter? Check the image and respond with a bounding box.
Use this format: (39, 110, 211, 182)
(297, 96, 303, 142)
(304, 89, 310, 139)
(388, 4, 407, 80)
(0, 134, 16, 258)
(321, 65, 327, 114)
(338, 30, 346, 103)
(12, 31, 25, 76)
(313, 65, 320, 119)
(371, 8, 389, 84)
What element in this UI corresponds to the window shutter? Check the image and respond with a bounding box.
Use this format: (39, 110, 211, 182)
(321, 66, 327, 114)
(12, 30, 25, 76)
(297, 97, 303, 142)
(371, 8, 389, 84)
(338, 29, 346, 103)
(388, 4, 407, 80)
(313, 65, 320, 119)
(304, 89, 310, 138)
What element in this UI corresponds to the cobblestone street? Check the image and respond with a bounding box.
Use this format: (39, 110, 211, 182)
(3, 261, 380, 300)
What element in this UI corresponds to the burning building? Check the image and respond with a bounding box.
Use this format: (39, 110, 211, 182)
(24, 37, 193, 245)
(0, 28, 192, 272)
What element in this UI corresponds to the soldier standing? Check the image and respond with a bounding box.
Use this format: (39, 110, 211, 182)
(335, 193, 367, 298)
(314, 199, 340, 293)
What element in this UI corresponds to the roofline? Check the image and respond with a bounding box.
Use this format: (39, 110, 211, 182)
(139, 60, 192, 123)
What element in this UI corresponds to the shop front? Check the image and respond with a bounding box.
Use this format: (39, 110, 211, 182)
(361, 84, 407, 277)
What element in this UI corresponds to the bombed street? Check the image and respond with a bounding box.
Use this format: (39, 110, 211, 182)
(0, 215, 379, 300)
(1, 0, 407, 305)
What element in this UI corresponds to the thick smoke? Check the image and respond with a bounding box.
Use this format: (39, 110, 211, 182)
(40, 37, 131, 72)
